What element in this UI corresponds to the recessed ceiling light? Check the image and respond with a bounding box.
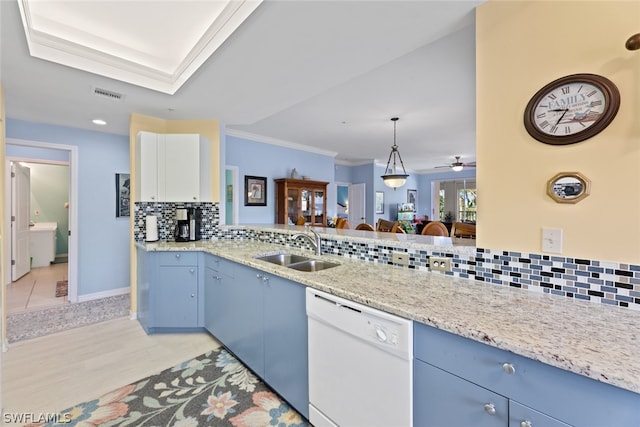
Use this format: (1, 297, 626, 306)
(92, 119, 107, 126)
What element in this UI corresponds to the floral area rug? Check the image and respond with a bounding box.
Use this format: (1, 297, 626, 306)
(27, 347, 310, 427)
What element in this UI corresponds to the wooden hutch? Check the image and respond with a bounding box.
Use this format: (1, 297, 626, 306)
(274, 178, 328, 226)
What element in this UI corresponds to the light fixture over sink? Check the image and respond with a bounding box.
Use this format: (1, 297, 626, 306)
(381, 117, 409, 189)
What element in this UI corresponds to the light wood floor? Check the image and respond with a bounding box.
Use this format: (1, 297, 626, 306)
(6, 263, 69, 314)
(2, 317, 220, 417)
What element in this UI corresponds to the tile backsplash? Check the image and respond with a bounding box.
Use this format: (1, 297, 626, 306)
(134, 202, 220, 241)
(132, 209, 639, 311)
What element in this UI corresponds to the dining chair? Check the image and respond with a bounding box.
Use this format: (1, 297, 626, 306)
(451, 221, 476, 239)
(355, 223, 375, 231)
(391, 222, 406, 233)
(337, 219, 351, 229)
(421, 221, 449, 237)
(376, 219, 395, 232)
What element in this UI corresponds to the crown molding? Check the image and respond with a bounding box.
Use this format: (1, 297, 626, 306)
(226, 128, 338, 158)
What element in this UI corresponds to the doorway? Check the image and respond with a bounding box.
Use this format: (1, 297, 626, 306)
(3, 138, 78, 348)
(7, 161, 70, 314)
(224, 166, 239, 225)
(336, 182, 366, 226)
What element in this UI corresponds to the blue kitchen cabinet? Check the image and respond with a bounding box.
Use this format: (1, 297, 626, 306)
(221, 263, 265, 378)
(414, 358, 507, 427)
(413, 322, 639, 427)
(263, 274, 309, 419)
(137, 250, 201, 333)
(214, 261, 309, 418)
(204, 255, 235, 345)
(153, 252, 199, 328)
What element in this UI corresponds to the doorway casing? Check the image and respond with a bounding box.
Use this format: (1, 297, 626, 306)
(3, 138, 79, 348)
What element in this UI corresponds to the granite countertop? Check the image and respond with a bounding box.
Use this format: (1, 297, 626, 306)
(139, 239, 640, 395)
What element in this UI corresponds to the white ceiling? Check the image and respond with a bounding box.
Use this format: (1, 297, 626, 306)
(1, 0, 483, 172)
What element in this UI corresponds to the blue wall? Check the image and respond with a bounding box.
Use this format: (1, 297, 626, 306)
(225, 134, 336, 224)
(6, 119, 130, 296)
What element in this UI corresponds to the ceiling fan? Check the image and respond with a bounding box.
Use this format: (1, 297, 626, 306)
(435, 156, 476, 172)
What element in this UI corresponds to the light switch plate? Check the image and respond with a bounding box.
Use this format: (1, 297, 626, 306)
(542, 227, 563, 253)
(392, 252, 409, 266)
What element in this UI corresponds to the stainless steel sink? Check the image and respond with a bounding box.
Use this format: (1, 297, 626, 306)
(255, 253, 340, 272)
(255, 253, 311, 266)
(286, 259, 340, 272)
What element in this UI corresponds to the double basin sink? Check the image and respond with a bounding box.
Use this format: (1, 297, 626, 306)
(255, 253, 340, 272)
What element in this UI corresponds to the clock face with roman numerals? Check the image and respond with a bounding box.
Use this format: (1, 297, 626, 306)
(523, 74, 620, 145)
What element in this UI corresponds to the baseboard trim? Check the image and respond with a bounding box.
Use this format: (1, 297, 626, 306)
(77, 287, 130, 303)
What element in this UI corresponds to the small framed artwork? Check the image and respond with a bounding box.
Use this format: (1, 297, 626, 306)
(245, 175, 267, 206)
(375, 191, 385, 214)
(407, 189, 417, 206)
(115, 173, 130, 217)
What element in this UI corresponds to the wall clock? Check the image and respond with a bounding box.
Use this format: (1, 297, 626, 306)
(523, 73, 620, 145)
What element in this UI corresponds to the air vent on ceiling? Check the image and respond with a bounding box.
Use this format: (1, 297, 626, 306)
(91, 86, 125, 102)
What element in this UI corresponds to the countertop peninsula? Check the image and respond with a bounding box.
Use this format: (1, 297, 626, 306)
(139, 237, 640, 395)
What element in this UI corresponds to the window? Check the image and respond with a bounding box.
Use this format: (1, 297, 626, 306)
(433, 179, 476, 223)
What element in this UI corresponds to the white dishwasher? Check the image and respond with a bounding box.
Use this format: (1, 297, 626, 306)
(306, 288, 413, 427)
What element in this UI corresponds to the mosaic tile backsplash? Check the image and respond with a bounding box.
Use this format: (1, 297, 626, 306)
(134, 201, 220, 241)
(132, 208, 639, 311)
(236, 228, 640, 311)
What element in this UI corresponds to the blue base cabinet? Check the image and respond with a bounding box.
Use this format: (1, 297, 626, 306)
(203, 255, 235, 345)
(203, 256, 309, 419)
(137, 251, 202, 334)
(414, 322, 639, 427)
(223, 264, 265, 378)
(415, 359, 508, 427)
(263, 274, 308, 419)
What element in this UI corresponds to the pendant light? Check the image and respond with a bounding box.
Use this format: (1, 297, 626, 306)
(381, 117, 409, 189)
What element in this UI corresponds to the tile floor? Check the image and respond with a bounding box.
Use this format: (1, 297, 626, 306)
(6, 263, 69, 314)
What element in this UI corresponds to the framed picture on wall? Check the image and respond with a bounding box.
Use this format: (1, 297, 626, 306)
(115, 173, 130, 217)
(375, 191, 384, 214)
(407, 189, 417, 206)
(245, 175, 267, 206)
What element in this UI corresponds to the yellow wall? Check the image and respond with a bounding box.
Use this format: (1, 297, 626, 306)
(128, 113, 221, 313)
(476, 0, 640, 264)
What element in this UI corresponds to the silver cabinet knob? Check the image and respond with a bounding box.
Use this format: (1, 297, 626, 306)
(483, 403, 496, 415)
(520, 421, 532, 427)
(190, 293, 195, 298)
(502, 362, 516, 375)
(256, 273, 263, 279)
(213, 275, 222, 280)
(189, 268, 195, 274)
(175, 253, 181, 258)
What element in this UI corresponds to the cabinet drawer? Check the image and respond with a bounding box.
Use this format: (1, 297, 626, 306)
(414, 322, 640, 427)
(204, 254, 234, 277)
(156, 251, 198, 266)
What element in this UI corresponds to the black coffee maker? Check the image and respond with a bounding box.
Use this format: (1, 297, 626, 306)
(174, 207, 201, 242)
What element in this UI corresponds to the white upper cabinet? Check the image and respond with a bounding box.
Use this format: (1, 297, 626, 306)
(136, 132, 210, 202)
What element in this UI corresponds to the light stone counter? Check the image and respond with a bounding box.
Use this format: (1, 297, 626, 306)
(139, 238, 640, 395)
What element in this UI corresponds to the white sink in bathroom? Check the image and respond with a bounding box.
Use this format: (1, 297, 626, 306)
(30, 222, 57, 267)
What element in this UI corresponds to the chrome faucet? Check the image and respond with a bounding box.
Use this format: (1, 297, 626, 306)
(293, 227, 322, 256)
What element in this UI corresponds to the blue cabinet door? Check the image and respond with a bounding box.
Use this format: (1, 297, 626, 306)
(153, 265, 198, 327)
(263, 275, 309, 419)
(414, 359, 507, 427)
(509, 400, 570, 427)
(204, 267, 227, 339)
(224, 264, 265, 377)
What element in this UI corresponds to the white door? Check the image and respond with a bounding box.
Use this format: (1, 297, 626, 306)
(11, 162, 31, 281)
(349, 183, 366, 224)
